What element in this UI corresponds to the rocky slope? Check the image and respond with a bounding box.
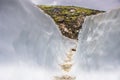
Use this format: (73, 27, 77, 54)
(38, 5, 104, 39)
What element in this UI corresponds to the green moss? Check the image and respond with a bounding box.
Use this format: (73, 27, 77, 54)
(38, 5, 105, 39)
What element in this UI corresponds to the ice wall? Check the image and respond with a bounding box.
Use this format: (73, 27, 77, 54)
(0, 0, 66, 69)
(76, 8, 120, 70)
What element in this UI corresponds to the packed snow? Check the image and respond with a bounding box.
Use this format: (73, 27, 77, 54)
(75, 8, 120, 80)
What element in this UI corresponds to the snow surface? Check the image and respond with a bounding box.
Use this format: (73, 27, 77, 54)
(1, 0, 120, 80)
(75, 8, 120, 80)
(0, 0, 68, 69)
(0, 0, 73, 79)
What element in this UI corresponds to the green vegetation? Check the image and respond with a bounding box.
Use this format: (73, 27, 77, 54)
(38, 5, 104, 39)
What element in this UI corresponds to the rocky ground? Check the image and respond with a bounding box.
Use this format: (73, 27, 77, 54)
(38, 5, 104, 40)
(54, 48, 76, 80)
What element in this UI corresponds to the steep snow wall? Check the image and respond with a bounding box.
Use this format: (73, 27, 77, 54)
(73, 8, 120, 80)
(76, 8, 120, 70)
(0, 0, 66, 69)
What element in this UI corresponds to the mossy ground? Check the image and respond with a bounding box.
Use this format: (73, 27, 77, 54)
(38, 5, 104, 39)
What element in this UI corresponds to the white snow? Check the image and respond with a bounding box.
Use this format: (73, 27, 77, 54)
(0, 0, 68, 69)
(1, 0, 120, 80)
(0, 0, 72, 79)
(75, 8, 120, 80)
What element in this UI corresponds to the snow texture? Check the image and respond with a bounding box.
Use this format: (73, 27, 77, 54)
(76, 8, 120, 70)
(0, 0, 66, 69)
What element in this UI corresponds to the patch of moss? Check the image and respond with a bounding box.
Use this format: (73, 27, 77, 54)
(38, 5, 105, 39)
